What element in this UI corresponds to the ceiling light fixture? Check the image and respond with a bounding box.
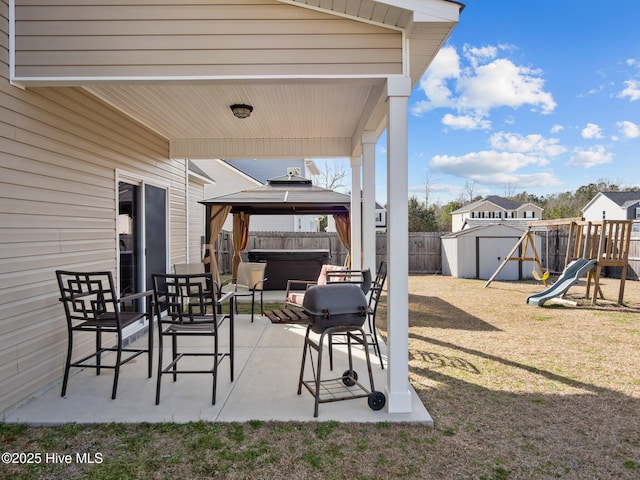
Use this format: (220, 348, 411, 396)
(230, 104, 253, 119)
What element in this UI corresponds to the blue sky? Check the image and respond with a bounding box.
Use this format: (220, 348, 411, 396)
(323, 1, 640, 205)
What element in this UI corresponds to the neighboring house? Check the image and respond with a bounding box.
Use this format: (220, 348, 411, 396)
(451, 196, 543, 232)
(194, 158, 322, 232)
(327, 199, 386, 232)
(187, 161, 216, 264)
(582, 192, 640, 224)
(375, 202, 387, 230)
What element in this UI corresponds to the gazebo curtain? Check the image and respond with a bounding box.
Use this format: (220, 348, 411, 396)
(232, 212, 251, 280)
(333, 213, 351, 268)
(203, 205, 232, 285)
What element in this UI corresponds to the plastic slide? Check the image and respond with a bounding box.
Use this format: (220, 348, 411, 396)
(526, 259, 597, 306)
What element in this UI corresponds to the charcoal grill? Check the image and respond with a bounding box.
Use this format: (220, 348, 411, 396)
(297, 283, 386, 417)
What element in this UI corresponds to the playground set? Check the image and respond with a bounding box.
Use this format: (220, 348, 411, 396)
(484, 218, 633, 306)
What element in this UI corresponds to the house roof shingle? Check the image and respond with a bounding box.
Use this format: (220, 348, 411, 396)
(599, 191, 640, 208)
(453, 195, 526, 214)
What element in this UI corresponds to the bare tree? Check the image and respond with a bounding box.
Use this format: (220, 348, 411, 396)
(423, 173, 435, 206)
(464, 180, 475, 203)
(316, 160, 349, 192)
(503, 182, 517, 198)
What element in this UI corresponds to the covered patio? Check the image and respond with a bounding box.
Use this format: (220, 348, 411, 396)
(4, 0, 463, 416)
(4, 311, 432, 424)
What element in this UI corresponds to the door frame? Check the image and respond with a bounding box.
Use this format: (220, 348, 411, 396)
(476, 236, 522, 280)
(115, 170, 171, 295)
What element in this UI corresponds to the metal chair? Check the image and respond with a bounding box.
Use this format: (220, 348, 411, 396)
(56, 270, 152, 399)
(285, 265, 370, 309)
(364, 261, 387, 369)
(233, 262, 267, 322)
(329, 262, 387, 369)
(152, 272, 234, 405)
(173, 262, 223, 312)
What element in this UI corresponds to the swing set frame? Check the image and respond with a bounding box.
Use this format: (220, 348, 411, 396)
(484, 218, 632, 305)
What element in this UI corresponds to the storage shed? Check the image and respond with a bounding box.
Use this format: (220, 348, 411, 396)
(441, 223, 542, 280)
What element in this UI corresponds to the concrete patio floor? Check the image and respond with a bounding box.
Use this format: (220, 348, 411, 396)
(3, 308, 432, 425)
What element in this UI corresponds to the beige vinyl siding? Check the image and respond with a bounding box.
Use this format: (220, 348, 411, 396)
(1, 0, 187, 411)
(13, 0, 402, 79)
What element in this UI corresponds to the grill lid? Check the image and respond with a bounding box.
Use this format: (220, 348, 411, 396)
(302, 284, 367, 317)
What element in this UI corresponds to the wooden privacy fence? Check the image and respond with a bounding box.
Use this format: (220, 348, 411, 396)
(214, 231, 447, 274)
(213, 230, 640, 279)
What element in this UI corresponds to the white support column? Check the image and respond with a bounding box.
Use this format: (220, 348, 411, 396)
(385, 76, 412, 413)
(362, 131, 378, 275)
(349, 156, 362, 269)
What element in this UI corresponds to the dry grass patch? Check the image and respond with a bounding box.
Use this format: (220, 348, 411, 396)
(2, 275, 639, 479)
(378, 275, 640, 479)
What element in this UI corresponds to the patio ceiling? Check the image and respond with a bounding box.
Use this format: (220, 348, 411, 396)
(86, 78, 389, 159)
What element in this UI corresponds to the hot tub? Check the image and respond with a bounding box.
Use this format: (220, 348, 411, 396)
(247, 249, 330, 290)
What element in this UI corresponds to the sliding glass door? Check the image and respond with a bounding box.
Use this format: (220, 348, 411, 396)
(118, 181, 168, 295)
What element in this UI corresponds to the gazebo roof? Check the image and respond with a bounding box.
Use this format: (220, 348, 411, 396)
(200, 174, 350, 215)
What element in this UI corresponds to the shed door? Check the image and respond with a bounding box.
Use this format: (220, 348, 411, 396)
(477, 237, 520, 280)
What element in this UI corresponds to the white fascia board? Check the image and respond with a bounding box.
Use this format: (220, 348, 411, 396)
(8, 0, 25, 89)
(188, 172, 216, 186)
(14, 73, 395, 88)
(404, 0, 461, 22)
(276, 0, 404, 32)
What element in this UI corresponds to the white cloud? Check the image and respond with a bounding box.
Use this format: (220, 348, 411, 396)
(581, 123, 604, 139)
(617, 120, 640, 138)
(619, 80, 640, 101)
(566, 145, 613, 168)
(467, 172, 562, 187)
(429, 150, 561, 187)
(412, 46, 461, 115)
(489, 132, 566, 156)
(550, 124, 564, 134)
(412, 44, 556, 117)
(463, 44, 498, 68)
(456, 58, 556, 114)
(430, 150, 549, 177)
(442, 113, 491, 130)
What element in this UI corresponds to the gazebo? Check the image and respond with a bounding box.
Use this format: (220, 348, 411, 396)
(200, 174, 352, 283)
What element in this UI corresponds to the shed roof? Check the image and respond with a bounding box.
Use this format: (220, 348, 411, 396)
(200, 174, 350, 215)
